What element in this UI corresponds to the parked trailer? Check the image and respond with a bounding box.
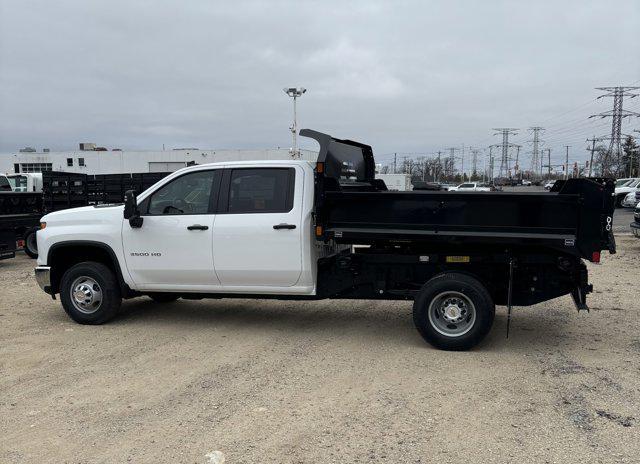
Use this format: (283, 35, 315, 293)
(0, 171, 171, 260)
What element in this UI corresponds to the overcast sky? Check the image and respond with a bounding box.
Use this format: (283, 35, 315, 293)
(1, 0, 639, 166)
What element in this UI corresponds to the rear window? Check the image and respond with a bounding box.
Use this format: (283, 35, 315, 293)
(227, 168, 294, 214)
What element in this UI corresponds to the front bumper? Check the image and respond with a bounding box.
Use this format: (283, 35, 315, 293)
(35, 266, 52, 294)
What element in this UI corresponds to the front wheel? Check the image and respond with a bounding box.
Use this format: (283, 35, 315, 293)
(413, 273, 495, 350)
(59, 262, 121, 324)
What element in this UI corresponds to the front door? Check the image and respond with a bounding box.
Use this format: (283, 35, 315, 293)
(122, 169, 221, 289)
(212, 167, 303, 287)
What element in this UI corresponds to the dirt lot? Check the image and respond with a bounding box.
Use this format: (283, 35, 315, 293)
(1, 236, 639, 464)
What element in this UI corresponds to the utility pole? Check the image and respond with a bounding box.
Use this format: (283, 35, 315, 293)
(564, 146, 570, 179)
(493, 128, 518, 179)
(283, 87, 307, 159)
(393, 153, 397, 174)
(488, 145, 495, 183)
(528, 126, 544, 179)
(590, 86, 639, 175)
(586, 136, 601, 177)
(514, 145, 521, 180)
(546, 148, 552, 180)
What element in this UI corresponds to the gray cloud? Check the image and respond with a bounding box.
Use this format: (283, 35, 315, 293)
(1, 0, 639, 166)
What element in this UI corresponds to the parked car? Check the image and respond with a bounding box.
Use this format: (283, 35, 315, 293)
(448, 182, 491, 192)
(632, 203, 640, 238)
(521, 180, 532, 186)
(622, 191, 640, 208)
(544, 180, 556, 190)
(614, 178, 640, 207)
(34, 129, 616, 351)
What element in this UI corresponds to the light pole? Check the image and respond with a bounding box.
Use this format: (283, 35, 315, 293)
(283, 87, 306, 158)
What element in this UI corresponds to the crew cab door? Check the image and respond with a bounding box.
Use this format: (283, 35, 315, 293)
(212, 167, 303, 287)
(122, 169, 222, 289)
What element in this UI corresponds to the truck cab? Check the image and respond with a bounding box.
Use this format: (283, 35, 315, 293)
(37, 160, 318, 295)
(6, 173, 43, 193)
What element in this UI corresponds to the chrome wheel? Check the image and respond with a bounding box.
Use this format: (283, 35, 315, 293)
(427, 291, 476, 337)
(70, 276, 103, 314)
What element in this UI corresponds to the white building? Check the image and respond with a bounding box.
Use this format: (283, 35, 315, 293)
(0, 148, 318, 175)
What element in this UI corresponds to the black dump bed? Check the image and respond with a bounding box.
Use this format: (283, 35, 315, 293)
(301, 129, 616, 262)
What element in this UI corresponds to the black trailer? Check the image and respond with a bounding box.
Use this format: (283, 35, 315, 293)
(302, 129, 616, 349)
(0, 171, 171, 260)
(0, 224, 17, 260)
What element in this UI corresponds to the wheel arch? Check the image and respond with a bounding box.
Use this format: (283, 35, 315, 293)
(47, 241, 131, 296)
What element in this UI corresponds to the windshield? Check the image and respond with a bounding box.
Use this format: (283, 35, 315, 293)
(0, 176, 12, 191)
(628, 179, 640, 188)
(7, 175, 27, 190)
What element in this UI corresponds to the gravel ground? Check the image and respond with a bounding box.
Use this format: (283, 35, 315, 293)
(1, 235, 639, 463)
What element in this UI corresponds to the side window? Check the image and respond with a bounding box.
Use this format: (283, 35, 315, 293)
(147, 170, 216, 215)
(227, 168, 294, 214)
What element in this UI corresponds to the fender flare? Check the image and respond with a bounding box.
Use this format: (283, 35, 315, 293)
(47, 240, 132, 295)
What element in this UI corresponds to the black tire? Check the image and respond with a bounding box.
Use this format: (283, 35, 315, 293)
(23, 229, 38, 259)
(59, 262, 121, 324)
(147, 293, 179, 303)
(413, 272, 495, 351)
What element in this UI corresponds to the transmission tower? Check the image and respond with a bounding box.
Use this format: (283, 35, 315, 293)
(446, 147, 459, 178)
(589, 86, 640, 174)
(493, 128, 518, 178)
(469, 147, 481, 177)
(528, 126, 545, 178)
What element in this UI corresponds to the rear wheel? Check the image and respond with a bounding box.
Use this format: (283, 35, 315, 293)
(23, 229, 38, 259)
(413, 273, 495, 350)
(60, 262, 121, 324)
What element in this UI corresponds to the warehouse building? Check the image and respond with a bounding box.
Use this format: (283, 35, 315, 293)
(0, 146, 318, 175)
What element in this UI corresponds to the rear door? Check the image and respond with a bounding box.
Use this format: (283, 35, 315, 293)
(212, 167, 303, 287)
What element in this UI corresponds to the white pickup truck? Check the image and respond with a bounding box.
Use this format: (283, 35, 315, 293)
(35, 130, 616, 350)
(447, 182, 491, 192)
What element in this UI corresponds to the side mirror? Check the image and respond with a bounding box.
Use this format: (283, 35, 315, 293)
(123, 190, 143, 228)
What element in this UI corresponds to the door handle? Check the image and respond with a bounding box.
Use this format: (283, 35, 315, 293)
(273, 223, 296, 230)
(187, 224, 209, 230)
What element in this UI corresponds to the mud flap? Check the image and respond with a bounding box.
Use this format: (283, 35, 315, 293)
(571, 285, 591, 312)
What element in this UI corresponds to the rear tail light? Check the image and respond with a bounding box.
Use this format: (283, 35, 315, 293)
(592, 251, 601, 263)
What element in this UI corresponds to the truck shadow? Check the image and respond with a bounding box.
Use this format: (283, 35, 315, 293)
(111, 297, 569, 352)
